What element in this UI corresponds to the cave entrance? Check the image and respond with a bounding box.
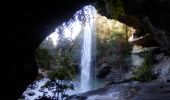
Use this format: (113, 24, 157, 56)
(22, 4, 136, 100)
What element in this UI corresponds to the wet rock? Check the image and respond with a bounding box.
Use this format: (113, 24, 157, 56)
(68, 81, 170, 100)
(131, 54, 144, 67)
(131, 46, 161, 55)
(97, 63, 111, 78)
(153, 54, 170, 82)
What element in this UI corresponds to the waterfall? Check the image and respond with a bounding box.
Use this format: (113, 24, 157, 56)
(23, 5, 98, 100)
(80, 5, 97, 93)
(48, 5, 97, 93)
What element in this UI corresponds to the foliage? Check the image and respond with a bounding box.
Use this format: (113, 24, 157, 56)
(133, 52, 155, 82)
(36, 32, 77, 99)
(97, 31, 130, 58)
(52, 30, 77, 66)
(43, 39, 76, 99)
(39, 66, 76, 100)
(48, 66, 76, 81)
(35, 47, 52, 69)
(34, 40, 76, 100)
(95, 15, 133, 74)
(95, 15, 133, 57)
(45, 39, 76, 99)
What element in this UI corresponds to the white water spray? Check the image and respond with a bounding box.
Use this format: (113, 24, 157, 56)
(80, 5, 97, 93)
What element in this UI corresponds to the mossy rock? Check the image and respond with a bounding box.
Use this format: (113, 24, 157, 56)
(133, 52, 156, 82)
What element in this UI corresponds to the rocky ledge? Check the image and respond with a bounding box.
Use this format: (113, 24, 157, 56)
(68, 81, 170, 100)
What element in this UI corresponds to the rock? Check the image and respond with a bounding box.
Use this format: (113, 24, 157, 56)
(124, 0, 170, 53)
(153, 54, 170, 82)
(97, 63, 111, 78)
(68, 81, 170, 100)
(104, 0, 170, 53)
(131, 54, 144, 67)
(129, 33, 159, 47)
(131, 45, 161, 54)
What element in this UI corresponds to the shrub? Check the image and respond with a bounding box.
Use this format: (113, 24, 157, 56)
(41, 67, 76, 100)
(35, 47, 52, 69)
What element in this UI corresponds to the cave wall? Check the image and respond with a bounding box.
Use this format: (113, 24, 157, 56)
(103, 0, 170, 52)
(1, 1, 93, 99)
(122, 0, 170, 52)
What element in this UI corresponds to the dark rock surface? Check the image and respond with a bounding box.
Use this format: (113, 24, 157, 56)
(68, 81, 170, 100)
(123, 0, 170, 52)
(153, 53, 170, 82)
(104, 0, 170, 52)
(129, 33, 160, 47)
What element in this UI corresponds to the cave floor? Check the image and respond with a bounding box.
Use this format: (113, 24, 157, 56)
(68, 81, 170, 100)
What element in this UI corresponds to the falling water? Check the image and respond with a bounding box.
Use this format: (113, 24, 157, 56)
(22, 5, 97, 100)
(43, 5, 97, 93)
(80, 6, 97, 93)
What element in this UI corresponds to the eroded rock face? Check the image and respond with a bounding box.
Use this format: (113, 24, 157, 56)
(104, 0, 170, 53)
(123, 0, 170, 53)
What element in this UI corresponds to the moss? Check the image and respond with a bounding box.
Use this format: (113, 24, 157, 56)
(133, 52, 156, 82)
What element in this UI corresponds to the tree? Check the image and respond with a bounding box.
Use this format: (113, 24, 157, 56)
(35, 47, 52, 69)
(40, 49, 76, 100)
(40, 66, 75, 100)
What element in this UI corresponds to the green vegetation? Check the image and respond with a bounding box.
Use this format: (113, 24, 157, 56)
(35, 47, 52, 69)
(43, 36, 76, 99)
(133, 52, 155, 82)
(49, 44, 76, 80)
(35, 32, 77, 99)
(48, 66, 76, 81)
(97, 32, 129, 56)
(43, 66, 76, 100)
(95, 15, 132, 57)
(96, 31, 131, 72)
(40, 51, 76, 100)
(94, 15, 134, 78)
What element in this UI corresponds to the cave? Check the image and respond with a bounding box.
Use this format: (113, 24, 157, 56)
(2, 0, 170, 100)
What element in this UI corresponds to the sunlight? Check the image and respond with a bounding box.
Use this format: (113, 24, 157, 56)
(48, 16, 82, 46)
(48, 5, 97, 47)
(69, 20, 82, 39)
(49, 19, 82, 46)
(48, 31, 59, 46)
